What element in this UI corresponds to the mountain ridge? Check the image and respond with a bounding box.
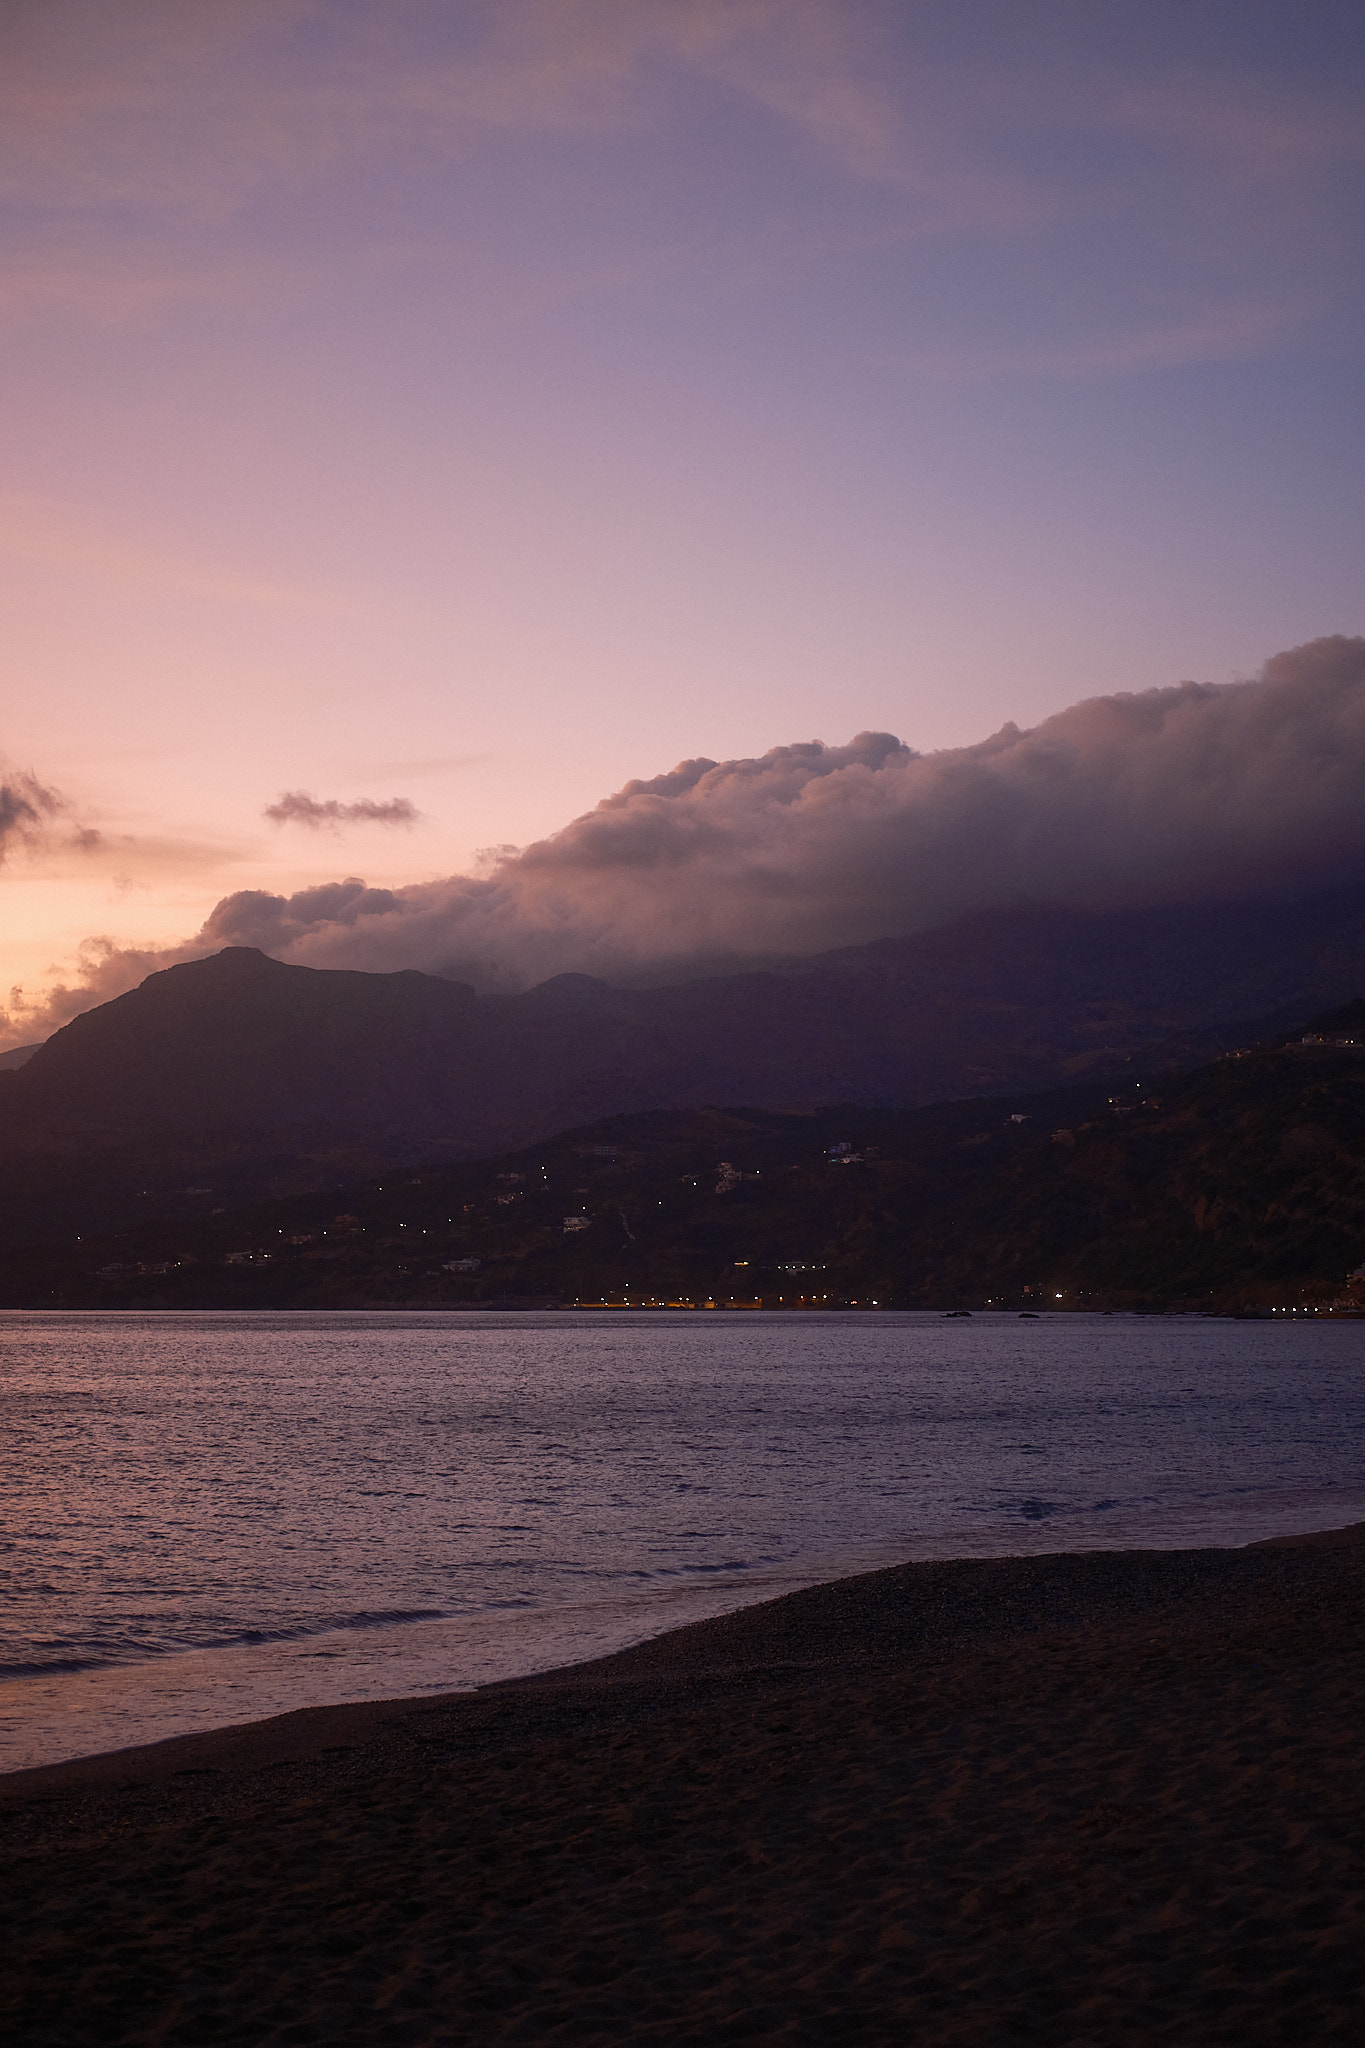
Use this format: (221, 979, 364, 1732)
(5, 1004, 1362, 1313)
(3, 886, 1365, 1245)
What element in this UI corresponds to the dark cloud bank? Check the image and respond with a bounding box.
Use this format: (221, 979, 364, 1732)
(16, 636, 1365, 1034)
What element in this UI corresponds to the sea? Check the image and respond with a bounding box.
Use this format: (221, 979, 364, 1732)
(3, 1309, 1364, 1774)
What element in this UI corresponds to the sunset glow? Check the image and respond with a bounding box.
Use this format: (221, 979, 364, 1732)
(3, 2, 1363, 1035)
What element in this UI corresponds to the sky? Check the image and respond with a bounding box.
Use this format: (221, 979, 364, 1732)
(2, 1, 1364, 1040)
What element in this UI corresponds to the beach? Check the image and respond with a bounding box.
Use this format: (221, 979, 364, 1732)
(2, 1526, 1362, 2045)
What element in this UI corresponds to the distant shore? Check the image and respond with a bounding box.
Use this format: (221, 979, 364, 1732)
(3, 1524, 1364, 2043)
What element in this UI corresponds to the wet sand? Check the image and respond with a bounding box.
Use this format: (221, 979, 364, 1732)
(2, 1526, 1363, 2044)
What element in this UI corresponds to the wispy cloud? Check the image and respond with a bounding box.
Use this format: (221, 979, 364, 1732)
(18, 827, 256, 884)
(0, 238, 320, 327)
(0, 765, 65, 860)
(0, 493, 346, 611)
(893, 302, 1303, 383)
(264, 791, 419, 829)
(0, 2, 892, 219)
(353, 753, 492, 782)
(0, 759, 113, 867)
(3, 3, 1357, 370)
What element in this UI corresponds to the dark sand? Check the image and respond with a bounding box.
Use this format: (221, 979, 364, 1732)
(3, 1527, 1363, 2045)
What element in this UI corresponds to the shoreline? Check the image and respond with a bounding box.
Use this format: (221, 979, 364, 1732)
(4, 1524, 1364, 2042)
(3, 1518, 1363, 1793)
(4, 1516, 1363, 1792)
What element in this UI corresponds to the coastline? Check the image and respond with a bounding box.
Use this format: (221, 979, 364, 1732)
(3, 1524, 1364, 2042)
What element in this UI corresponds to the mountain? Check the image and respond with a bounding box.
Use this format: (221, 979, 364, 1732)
(5, 1006, 1363, 1312)
(2, 887, 1364, 1246)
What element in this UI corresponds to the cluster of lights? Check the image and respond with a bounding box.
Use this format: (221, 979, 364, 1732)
(572, 1295, 881, 1310)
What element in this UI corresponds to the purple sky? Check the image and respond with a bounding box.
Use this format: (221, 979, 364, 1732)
(2, 2, 1363, 1037)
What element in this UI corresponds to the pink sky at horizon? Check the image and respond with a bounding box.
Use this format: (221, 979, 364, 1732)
(3, 2, 1364, 1033)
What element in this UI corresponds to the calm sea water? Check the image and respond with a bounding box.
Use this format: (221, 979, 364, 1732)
(3, 1310, 1364, 1772)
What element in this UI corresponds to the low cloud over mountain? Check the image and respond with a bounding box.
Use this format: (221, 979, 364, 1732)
(7, 635, 1365, 1039)
(208, 635, 1365, 986)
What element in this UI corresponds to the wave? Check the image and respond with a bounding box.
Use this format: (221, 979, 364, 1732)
(0, 1606, 453, 1681)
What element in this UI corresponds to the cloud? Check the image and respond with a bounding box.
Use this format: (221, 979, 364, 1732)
(0, 887, 399, 1046)
(354, 753, 493, 781)
(264, 792, 419, 829)
(191, 632, 1365, 986)
(203, 878, 405, 945)
(4, 2, 1359, 369)
(895, 302, 1302, 383)
(8, 635, 1365, 1047)
(0, 492, 344, 610)
(0, 767, 63, 858)
(0, 2, 901, 221)
(0, 763, 101, 868)
(216, 635, 1365, 986)
(2, 935, 180, 1047)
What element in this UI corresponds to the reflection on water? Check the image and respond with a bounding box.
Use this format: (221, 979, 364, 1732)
(2, 1310, 1363, 1770)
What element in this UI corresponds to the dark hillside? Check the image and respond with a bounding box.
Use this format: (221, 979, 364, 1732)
(2, 889, 1364, 1246)
(6, 1012, 1362, 1313)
